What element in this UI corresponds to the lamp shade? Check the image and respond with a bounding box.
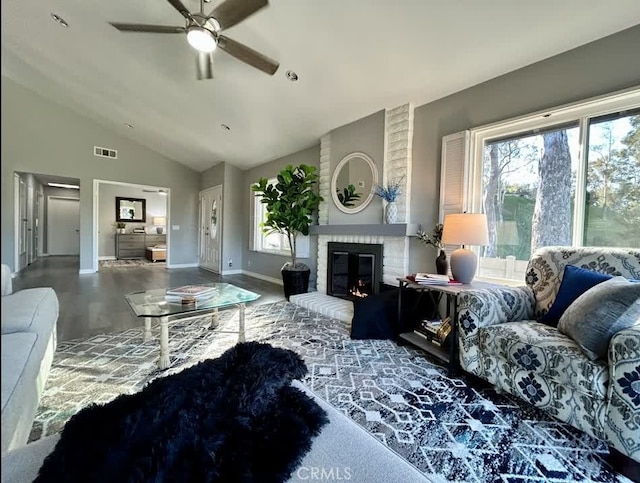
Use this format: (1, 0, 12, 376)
(441, 213, 489, 284)
(442, 213, 489, 247)
(152, 217, 166, 226)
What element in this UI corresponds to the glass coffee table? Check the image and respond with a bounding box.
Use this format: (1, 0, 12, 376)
(125, 283, 260, 369)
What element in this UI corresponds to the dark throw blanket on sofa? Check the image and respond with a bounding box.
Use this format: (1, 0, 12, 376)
(35, 342, 328, 483)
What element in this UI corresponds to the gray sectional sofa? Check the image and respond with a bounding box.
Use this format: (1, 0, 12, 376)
(1, 264, 58, 454)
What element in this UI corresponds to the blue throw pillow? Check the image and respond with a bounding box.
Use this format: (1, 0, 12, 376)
(539, 265, 613, 327)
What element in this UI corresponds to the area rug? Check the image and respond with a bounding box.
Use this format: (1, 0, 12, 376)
(99, 259, 165, 268)
(35, 342, 327, 483)
(30, 302, 632, 482)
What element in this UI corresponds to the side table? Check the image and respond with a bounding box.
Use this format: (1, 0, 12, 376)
(396, 278, 503, 375)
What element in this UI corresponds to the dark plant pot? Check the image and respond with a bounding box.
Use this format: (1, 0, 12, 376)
(281, 265, 311, 301)
(435, 250, 448, 276)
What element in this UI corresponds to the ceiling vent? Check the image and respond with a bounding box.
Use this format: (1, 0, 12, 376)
(94, 146, 118, 159)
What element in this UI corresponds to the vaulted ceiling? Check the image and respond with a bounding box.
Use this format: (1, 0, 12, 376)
(2, 0, 640, 172)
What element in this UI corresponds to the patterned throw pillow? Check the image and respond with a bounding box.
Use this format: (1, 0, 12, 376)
(557, 276, 640, 360)
(539, 265, 612, 326)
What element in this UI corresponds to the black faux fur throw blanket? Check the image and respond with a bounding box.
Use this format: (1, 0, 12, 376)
(36, 342, 328, 483)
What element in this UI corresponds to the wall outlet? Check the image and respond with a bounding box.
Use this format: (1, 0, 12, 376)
(248, 260, 252, 267)
(228, 258, 232, 267)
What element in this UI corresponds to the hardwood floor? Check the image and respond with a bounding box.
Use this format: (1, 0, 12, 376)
(13, 256, 286, 342)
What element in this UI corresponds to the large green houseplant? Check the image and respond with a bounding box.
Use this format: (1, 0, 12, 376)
(252, 164, 323, 299)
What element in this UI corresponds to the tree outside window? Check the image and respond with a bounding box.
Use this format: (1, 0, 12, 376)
(477, 108, 639, 280)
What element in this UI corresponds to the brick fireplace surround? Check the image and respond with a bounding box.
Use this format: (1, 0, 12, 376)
(290, 103, 418, 322)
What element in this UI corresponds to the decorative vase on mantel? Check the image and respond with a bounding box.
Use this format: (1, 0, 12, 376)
(385, 201, 398, 224)
(435, 249, 448, 275)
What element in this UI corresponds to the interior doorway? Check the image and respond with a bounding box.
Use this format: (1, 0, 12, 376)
(93, 180, 169, 272)
(47, 197, 80, 255)
(13, 172, 80, 273)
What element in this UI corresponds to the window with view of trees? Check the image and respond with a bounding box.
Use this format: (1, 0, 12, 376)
(461, 89, 640, 281)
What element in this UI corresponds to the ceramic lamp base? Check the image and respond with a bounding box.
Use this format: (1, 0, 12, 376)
(450, 248, 478, 284)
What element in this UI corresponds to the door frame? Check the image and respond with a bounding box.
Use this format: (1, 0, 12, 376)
(13, 174, 21, 273)
(92, 179, 170, 273)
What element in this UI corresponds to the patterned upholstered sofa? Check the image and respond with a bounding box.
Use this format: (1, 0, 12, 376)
(456, 247, 640, 462)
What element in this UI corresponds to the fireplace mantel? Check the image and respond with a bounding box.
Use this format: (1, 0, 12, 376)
(311, 223, 420, 237)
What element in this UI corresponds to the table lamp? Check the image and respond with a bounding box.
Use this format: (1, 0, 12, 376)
(153, 217, 166, 234)
(441, 213, 488, 283)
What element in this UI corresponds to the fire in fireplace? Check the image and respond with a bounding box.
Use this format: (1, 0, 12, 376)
(327, 242, 383, 300)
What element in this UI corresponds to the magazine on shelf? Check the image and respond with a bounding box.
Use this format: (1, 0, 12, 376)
(419, 319, 442, 335)
(166, 285, 216, 297)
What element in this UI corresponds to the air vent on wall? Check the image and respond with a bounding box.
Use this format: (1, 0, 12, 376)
(94, 146, 118, 159)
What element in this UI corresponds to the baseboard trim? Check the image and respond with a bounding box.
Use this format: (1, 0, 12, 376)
(167, 263, 199, 268)
(98, 256, 116, 261)
(222, 269, 243, 275)
(79, 269, 95, 275)
(241, 270, 283, 286)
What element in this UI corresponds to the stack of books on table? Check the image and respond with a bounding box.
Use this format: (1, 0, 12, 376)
(413, 273, 452, 285)
(164, 285, 216, 304)
(413, 319, 444, 346)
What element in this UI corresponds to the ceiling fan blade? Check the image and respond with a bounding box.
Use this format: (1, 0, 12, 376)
(217, 35, 279, 75)
(196, 51, 214, 80)
(210, 0, 268, 30)
(166, 0, 193, 20)
(109, 23, 186, 33)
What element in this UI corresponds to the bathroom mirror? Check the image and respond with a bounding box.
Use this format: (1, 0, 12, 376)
(331, 152, 378, 214)
(116, 197, 146, 223)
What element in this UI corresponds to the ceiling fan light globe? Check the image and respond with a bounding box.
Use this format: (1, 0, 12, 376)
(187, 26, 217, 53)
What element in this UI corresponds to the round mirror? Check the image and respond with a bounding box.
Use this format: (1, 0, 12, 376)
(331, 152, 378, 214)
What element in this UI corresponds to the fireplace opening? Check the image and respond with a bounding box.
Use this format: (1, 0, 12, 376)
(328, 243, 383, 300)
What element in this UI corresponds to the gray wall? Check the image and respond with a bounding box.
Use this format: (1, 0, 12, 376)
(242, 145, 320, 284)
(409, 25, 640, 273)
(223, 164, 244, 272)
(1, 77, 201, 272)
(200, 163, 225, 191)
(328, 110, 385, 224)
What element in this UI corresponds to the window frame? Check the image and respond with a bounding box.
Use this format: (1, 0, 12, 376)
(467, 87, 640, 250)
(250, 180, 310, 258)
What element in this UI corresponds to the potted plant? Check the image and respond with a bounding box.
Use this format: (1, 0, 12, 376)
(115, 222, 126, 234)
(252, 164, 324, 300)
(416, 223, 448, 275)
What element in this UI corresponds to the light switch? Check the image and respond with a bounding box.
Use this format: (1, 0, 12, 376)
(172, 225, 180, 230)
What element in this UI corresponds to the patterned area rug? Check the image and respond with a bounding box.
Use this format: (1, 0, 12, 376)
(99, 259, 165, 268)
(30, 302, 630, 482)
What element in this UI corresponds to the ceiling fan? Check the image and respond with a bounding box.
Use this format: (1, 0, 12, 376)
(109, 0, 279, 80)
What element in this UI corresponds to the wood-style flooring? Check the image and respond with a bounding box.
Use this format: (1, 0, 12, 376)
(12, 256, 286, 342)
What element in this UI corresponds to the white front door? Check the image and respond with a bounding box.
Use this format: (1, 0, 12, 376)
(199, 185, 222, 272)
(48, 197, 80, 255)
